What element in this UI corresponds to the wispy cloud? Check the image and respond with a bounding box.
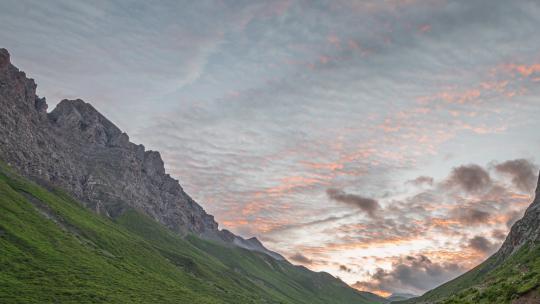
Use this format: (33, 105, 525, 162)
(326, 188, 380, 218)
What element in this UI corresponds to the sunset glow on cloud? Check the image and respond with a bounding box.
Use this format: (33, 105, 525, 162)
(2, 0, 540, 296)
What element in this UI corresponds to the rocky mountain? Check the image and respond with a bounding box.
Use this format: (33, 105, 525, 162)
(0, 48, 278, 259)
(495, 174, 540, 260)
(0, 156, 385, 303)
(0, 48, 388, 304)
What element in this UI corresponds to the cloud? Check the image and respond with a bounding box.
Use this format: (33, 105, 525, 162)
(467, 236, 498, 254)
(326, 188, 380, 217)
(407, 176, 434, 187)
(353, 255, 466, 295)
(339, 264, 352, 273)
(289, 253, 313, 265)
(445, 164, 492, 193)
(495, 159, 538, 193)
(263, 212, 358, 234)
(451, 208, 492, 225)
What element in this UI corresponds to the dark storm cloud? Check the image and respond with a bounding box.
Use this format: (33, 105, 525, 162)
(353, 255, 465, 294)
(290, 253, 313, 265)
(445, 164, 491, 193)
(468, 236, 498, 254)
(495, 159, 538, 193)
(326, 188, 380, 217)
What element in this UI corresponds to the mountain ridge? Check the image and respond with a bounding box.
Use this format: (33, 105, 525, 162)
(0, 47, 391, 303)
(0, 160, 386, 303)
(0, 48, 278, 259)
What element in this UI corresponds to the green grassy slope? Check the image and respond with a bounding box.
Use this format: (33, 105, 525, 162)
(0, 164, 384, 304)
(400, 245, 540, 304)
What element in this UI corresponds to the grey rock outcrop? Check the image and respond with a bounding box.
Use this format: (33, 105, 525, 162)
(496, 172, 540, 260)
(232, 233, 285, 260)
(0, 48, 217, 234)
(0, 48, 282, 259)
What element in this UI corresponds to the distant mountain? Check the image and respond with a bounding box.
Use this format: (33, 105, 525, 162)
(387, 293, 417, 302)
(400, 173, 540, 303)
(0, 48, 385, 303)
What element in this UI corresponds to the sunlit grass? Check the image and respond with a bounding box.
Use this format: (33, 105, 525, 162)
(0, 163, 382, 304)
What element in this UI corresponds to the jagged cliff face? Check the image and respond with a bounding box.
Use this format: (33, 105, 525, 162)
(496, 174, 540, 260)
(0, 48, 283, 260)
(0, 48, 219, 235)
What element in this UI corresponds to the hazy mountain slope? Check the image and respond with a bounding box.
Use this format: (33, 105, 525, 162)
(0, 163, 386, 303)
(400, 175, 540, 304)
(387, 293, 417, 302)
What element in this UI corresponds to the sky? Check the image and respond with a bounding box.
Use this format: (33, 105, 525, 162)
(2, 0, 540, 296)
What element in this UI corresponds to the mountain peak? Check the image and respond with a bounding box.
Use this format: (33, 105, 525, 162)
(50, 98, 125, 147)
(0, 49, 219, 235)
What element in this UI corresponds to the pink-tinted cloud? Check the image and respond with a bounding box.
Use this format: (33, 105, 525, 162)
(501, 63, 540, 78)
(418, 24, 432, 33)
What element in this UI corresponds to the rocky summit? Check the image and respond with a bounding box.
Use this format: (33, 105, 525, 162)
(0, 48, 278, 259)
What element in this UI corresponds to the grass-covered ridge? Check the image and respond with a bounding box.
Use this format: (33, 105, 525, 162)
(400, 242, 540, 303)
(0, 163, 384, 304)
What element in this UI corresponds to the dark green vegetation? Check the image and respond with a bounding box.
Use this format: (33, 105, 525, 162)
(400, 245, 540, 304)
(0, 163, 384, 304)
